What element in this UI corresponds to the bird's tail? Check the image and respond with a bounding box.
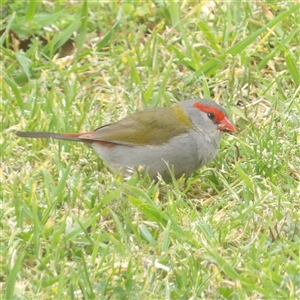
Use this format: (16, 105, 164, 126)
(16, 131, 86, 142)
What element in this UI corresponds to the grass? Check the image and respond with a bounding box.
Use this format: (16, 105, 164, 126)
(1, 1, 300, 299)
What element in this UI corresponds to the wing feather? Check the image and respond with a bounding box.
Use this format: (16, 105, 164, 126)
(79, 105, 194, 146)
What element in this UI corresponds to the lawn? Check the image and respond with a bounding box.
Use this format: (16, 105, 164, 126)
(1, 1, 300, 299)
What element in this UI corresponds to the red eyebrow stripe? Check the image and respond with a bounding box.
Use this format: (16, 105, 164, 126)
(193, 102, 226, 123)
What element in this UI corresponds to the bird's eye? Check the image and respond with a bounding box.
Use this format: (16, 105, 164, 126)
(207, 112, 215, 121)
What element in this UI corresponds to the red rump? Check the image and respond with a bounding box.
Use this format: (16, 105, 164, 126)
(95, 141, 115, 148)
(62, 131, 94, 138)
(62, 132, 115, 148)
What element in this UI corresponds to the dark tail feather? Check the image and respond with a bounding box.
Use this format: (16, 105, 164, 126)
(16, 131, 84, 142)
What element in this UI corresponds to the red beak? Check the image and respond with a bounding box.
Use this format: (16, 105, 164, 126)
(218, 117, 236, 133)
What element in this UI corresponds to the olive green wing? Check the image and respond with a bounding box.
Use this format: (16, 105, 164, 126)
(79, 105, 194, 146)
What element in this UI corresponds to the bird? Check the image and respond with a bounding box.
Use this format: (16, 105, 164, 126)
(16, 99, 236, 181)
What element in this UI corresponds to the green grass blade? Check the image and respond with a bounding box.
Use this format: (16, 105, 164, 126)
(0, 12, 16, 46)
(111, 211, 128, 245)
(226, 4, 300, 55)
(42, 15, 79, 57)
(284, 50, 300, 86)
(15, 51, 31, 79)
(168, 2, 192, 55)
(76, 0, 88, 54)
(161, 220, 171, 251)
(3, 71, 23, 108)
(195, 58, 224, 77)
(5, 250, 25, 300)
(53, 162, 71, 200)
(96, 8, 122, 51)
(205, 247, 240, 281)
(25, 0, 39, 21)
(139, 224, 157, 247)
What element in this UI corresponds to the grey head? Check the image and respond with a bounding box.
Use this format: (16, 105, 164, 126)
(180, 99, 229, 141)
